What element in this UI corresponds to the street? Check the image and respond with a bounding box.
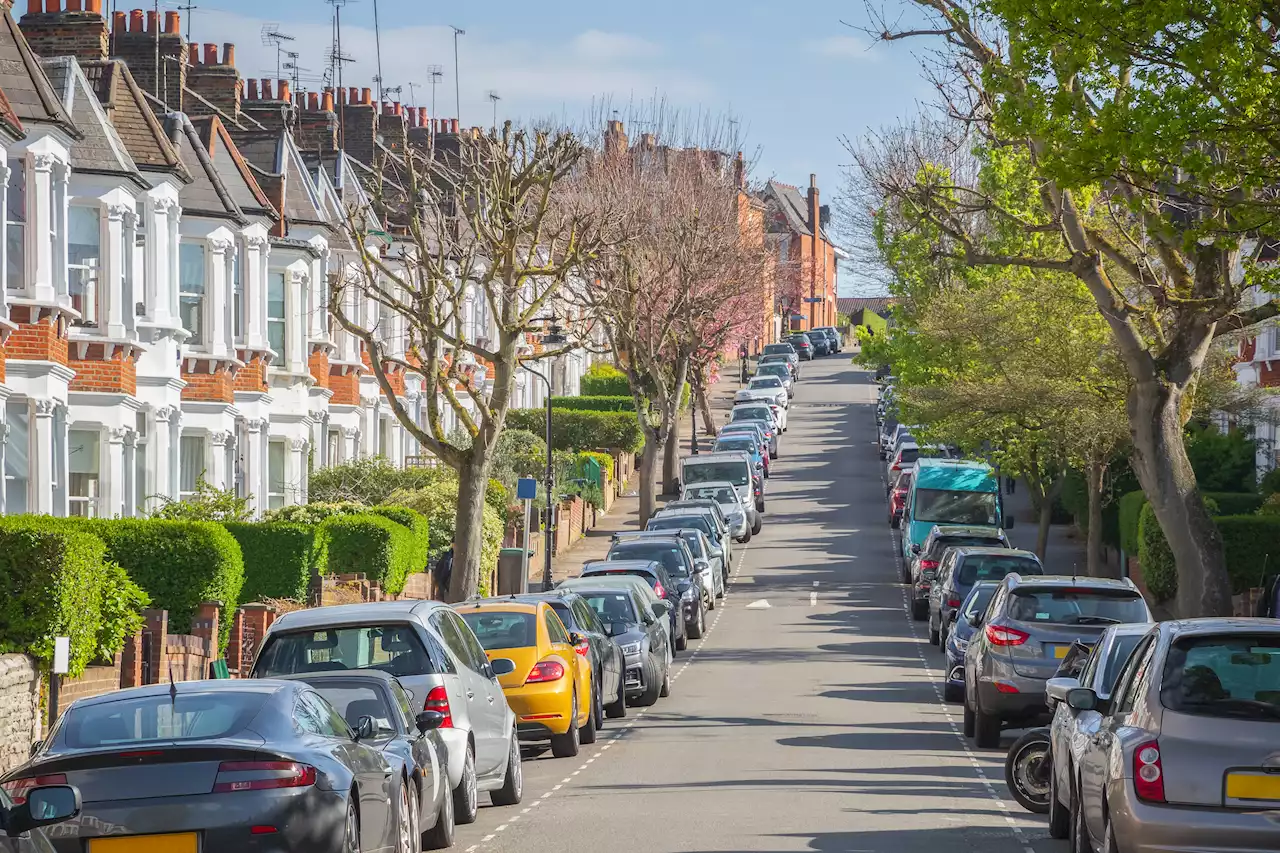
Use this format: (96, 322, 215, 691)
(454, 357, 1054, 853)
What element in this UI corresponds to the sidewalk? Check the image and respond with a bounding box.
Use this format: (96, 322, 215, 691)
(1001, 482, 1090, 575)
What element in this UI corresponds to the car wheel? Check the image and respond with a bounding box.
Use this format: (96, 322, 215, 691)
(911, 599, 928, 622)
(751, 516, 762, 535)
(706, 589, 716, 611)
(550, 694, 581, 758)
(605, 674, 627, 719)
(890, 515, 899, 529)
(490, 733, 523, 806)
(943, 681, 964, 703)
(659, 660, 671, 697)
(675, 627, 688, 652)
(344, 794, 361, 853)
(1102, 810, 1121, 853)
(928, 622, 940, 645)
(452, 744, 478, 825)
(580, 688, 598, 746)
(1048, 764, 1070, 839)
(1005, 729, 1052, 814)
(688, 606, 705, 640)
(939, 625, 949, 655)
(396, 779, 418, 853)
(634, 654, 661, 706)
(422, 775, 454, 850)
(974, 705, 1002, 749)
(963, 696, 976, 738)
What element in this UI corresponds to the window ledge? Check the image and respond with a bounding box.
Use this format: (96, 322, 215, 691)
(68, 333, 148, 362)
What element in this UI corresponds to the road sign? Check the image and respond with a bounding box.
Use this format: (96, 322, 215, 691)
(803, 297, 823, 303)
(516, 477, 538, 500)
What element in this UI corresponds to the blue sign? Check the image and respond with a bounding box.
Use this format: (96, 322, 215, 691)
(803, 297, 823, 303)
(516, 478, 538, 500)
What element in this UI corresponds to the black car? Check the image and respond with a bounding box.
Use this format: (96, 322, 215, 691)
(582, 556, 690, 652)
(608, 533, 709, 641)
(907, 524, 1012, 614)
(557, 581, 673, 707)
(515, 590, 627, 719)
(0, 783, 81, 852)
(281, 670, 457, 850)
(4, 680, 408, 852)
(812, 326, 842, 353)
(785, 334, 814, 360)
(809, 332, 832, 356)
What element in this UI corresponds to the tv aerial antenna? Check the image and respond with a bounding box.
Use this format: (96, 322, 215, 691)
(261, 25, 295, 83)
(486, 90, 501, 130)
(427, 66, 443, 121)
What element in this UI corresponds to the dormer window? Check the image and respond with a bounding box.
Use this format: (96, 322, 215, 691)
(68, 205, 101, 326)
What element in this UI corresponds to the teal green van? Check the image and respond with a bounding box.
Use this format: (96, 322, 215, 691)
(902, 459, 1009, 561)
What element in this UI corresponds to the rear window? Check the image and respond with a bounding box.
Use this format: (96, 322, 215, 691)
(763, 344, 792, 355)
(927, 535, 1005, 559)
(607, 543, 691, 577)
(957, 555, 1042, 585)
(309, 684, 397, 733)
(684, 462, 749, 487)
(582, 591, 638, 624)
(731, 407, 772, 423)
(750, 377, 782, 389)
(898, 448, 919, 464)
(62, 691, 267, 749)
(460, 611, 537, 651)
(1161, 635, 1280, 721)
(652, 515, 713, 537)
(254, 624, 433, 677)
(714, 438, 756, 454)
(1007, 588, 1148, 626)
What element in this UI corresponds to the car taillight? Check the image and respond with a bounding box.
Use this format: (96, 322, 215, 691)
(1, 774, 66, 805)
(424, 685, 454, 728)
(574, 640, 589, 657)
(920, 559, 940, 571)
(891, 463, 902, 473)
(212, 762, 316, 793)
(526, 660, 566, 683)
(1133, 741, 1165, 802)
(946, 597, 962, 608)
(984, 625, 1029, 646)
(654, 581, 665, 598)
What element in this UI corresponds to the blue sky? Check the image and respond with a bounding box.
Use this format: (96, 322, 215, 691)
(186, 0, 930, 294)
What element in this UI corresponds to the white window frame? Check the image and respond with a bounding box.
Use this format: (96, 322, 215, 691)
(179, 241, 207, 346)
(67, 204, 101, 327)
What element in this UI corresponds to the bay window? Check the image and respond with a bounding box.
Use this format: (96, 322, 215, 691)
(179, 242, 206, 345)
(232, 242, 244, 343)
(68, 206, 100, 326)
(67, 428, 100, 517)
(267, 271, 286, 355)
(6, 159, 24, 290)
(267, 439, 286, 510)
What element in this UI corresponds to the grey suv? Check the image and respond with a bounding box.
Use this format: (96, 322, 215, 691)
(962, 575, 1152, 748)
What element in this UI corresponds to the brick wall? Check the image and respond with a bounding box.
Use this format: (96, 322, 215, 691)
(185, 43, 240, 119)
(59, 652, 123, 706)
(6, 311, 68, 365)
(329, 370, 360, 405)
(163, 635, 210, 683)
(308, 348, 330, 389)
(18, 4, 108, 64)
(0, 655, 40, 776)
(234, 353, 268, 392)
(383, 365, 406, 397)
(0, 335, 6, 383)
(181, 364, 235, 402)
(112, 9, 185, 110)
(227, 604, 275, 677)
(398, 572, 432, 600)
(69, 346, 137, 395)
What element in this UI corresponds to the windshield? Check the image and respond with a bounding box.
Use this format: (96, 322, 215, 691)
(957, 555, 1041, 585)
(254, 624, 433, 677)
(898, 447, 919, 465)
(310, 684, 397, 733)
(759, 355, 789, 364)
(913, 489, 999, 526)
(63, 691, 268, 749)
(684, 461, 749, 487)
(763, 344, 793, 355)
(963, 587, 997, 620)
(582, 591, 639, 625)
(460, 611, 537, 650)
(651, 515, 713, 538)
(714, 438, 757, 455)
(1008, 588, 1149, 625)
(683, 485, 739, 505)
(1160, 635, 1280, 721)
(749, 378, 782, 389)
(607, 542, 691, 578)
(1102, 634, 1146, 693)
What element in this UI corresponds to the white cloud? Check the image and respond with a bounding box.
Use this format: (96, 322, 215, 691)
(571, 30, 662, 62)
(808, 35, 875, 61)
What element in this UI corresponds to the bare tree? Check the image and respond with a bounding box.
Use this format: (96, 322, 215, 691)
(332, 123, 608, 601)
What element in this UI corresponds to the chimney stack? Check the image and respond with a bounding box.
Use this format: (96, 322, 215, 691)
(340, 85, 378, 166)
(185, 42, 240, 121)
(807, 173, 820, 233)
(734, 151, 745, 189)
(297, 87, 339, 153)
(241, 78, 297, 132)
(19, 0, 109, 64)
(112, 7, 186, 109)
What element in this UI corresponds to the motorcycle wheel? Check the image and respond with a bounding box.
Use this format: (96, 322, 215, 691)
(1005, 728, 1053, 814)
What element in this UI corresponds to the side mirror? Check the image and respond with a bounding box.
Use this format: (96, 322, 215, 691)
(1065, 687, 1100, 712)
(970, 612, 984, 628)
(415, 710, 446, 734)
(490, 658, 516, 677)
(695, 559, 710, 572)
(28, 740, 42, 758)
(609, 622, 630, 637)
(569, 632, 586, 647)
(1046, 676, 1080, 705)
(652, 601, 672, 617)
(911, 544, 922, 555)
(6, 785, 80, 837)
(1003, 516, 1016, 530)
(354, 715, 377, 742)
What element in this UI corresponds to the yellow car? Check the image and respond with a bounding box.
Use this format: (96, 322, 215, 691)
(456, 599, 596, 758)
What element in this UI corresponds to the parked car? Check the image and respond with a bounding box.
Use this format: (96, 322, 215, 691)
(645, 519, 726, 600)
(811, 326, 842, 353)
(908, 523, 1013, 598)
(280, 669, 460, 849)
(558, 581, 673, 707)
(753, 362, 794, 396)
(713, 432, 769, 479)
(804, 331, 831, 356)
(929, 546, 1044, 647)
(963, 575, 1153, 748)
(609, 532, 709, 640)
(515, 590, 627, 722)
(732, 402, 783, 446)
(783, 335, 814, 360)
(719, 420, 776, 464)
(738, 376, 788, 409)
(4, 680, 411, 852)
(889, 466, 914, 528)
(251, 600, 522, 823)
(0, 783, 81, 852)
(1043, 623, 1150, 839)
(560, 574, 674, 663)
(942, 580, 1000, 702)
(1061, 618, 1280, 852)
(682, 451, 765, 520)
(902, 459, 1012, 565)
(886, 441, 920, 489)
(455, 599, 595, 759)
(582, 558, 689, 652)
(762, 342, 797, 359)
(673, 484, 750, 545)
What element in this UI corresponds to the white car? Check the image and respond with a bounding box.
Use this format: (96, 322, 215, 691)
(753, 364, 794, 397)
(886, 440, 919, 483)
(733, 400, 786, 433)
(737, 376, 789, 409)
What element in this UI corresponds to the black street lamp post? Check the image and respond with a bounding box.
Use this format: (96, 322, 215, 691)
(522, 320, 568, 591)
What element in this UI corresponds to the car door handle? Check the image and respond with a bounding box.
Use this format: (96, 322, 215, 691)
(466, 690, 476, 699)
(487, 694, 495, 704)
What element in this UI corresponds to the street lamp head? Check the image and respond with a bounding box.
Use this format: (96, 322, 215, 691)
(542, 324, 568, 345)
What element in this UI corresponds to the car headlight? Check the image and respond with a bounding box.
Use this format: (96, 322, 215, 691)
(621, 642, 642, 656)
(681, 588, 695, 602)
(952, 636, 968, 652)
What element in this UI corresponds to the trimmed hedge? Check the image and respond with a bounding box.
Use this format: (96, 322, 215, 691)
(370, 506, 432, 591)
(323, 512, 425, 596)
(1137, 504, 1177, 602)
(577, 450, 615, 482)
(581, 363, 630, 397)
(224, 522, 328, 604)
(1120, 491, 1264, 557)
(1118, 490, 1148, 556)
(507, 408, 643, 453)
(95, 558, 150, 665)
(1138, 507, 1280, 603)
(549, 395, 636, 412)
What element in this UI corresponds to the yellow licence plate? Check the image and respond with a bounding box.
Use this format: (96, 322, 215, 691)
(89, 833, 198, 853)
(1054, 646, 1069, 658)
(1227, 773, 1280, 801)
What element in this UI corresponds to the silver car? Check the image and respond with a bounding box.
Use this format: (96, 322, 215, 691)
(680, 480, 755, 542)
(643, 522, 725, 603)
(963, 574, 1152, 748)
(1044, 623, 1151, 840)
(252, 600, 523, 824)
(1063, 618, 1280, 853)
(662, 498, 735, 562)
(753, 362, 794, 397)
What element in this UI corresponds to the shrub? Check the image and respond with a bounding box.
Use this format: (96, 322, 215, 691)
(224, 522, 328, 604)
(263, 501, 366, 524)
(1261, 467, 1280, 498)
(1218, 515, 1280, 594)
(308, 457, 442, 505)
(324, 514, 400, 586)
(581, 363, 630, 397)
(577, 451, 615, 482)
(1118, 490, 1147, 556)
(506, 408, 643, 453)
(550, 395, 635, 412)
(1137, 503, 1177, 603)
(150, 476, 253, 521)
(389, 481, 505, 586)
(1185, 423, 1257, 493)
(95, 559, 150, 665)
(1118, 491, 1260, 555)
(369, 507, 432, 590)
(1207, 493, 1264, 516)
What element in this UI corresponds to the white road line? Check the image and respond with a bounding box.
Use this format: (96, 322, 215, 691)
(809, 591, 818, 606)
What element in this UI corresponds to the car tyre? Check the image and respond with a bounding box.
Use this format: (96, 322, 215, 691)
(1069, 779, 1091, 853)
(939, 624, 950, 655)
(344, 794, 361, 853)
(963, 696, 976, 738)
(675, 627, 688, 652)
(899, 562, 911, 585)
(634, 655, 661, 706)
(551, 695, 581, 758)
(1048, 765, 1070, 839)
(928, 622, 940, 645)
(659, 661, 671, 697)
(974, 705, 1002, 749)
(605, 675, 627, 719)
(911, 599, 928, 621)
(890, 515, 899, 529)
(490, 734, 523, 806)
(452, 745, 478, 825)
(751, 516, 763, 535)
(1102, 811, 1120, 853)
(422, 772, 454, 850)
(688, 606, 705, 640)
(580, 689, 598, 746)
(943, 681, 964, 703)
(396, 778, 418, 853)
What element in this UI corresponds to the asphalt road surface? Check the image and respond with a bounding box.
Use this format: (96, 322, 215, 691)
(457, 358, 1057, 853)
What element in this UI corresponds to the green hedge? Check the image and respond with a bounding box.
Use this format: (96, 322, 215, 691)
(549, 395, 636, 412)
(1120, 491, 1264, 557)
(581, 364, 630, 397)
(507, 408, 644, 453)
(1138, 507, 1280, 603)
(224, 522, 328, 604)
(323, 512, 425, 596)
(370, 507, 432, 591)
(1137, 503, 1177, 602)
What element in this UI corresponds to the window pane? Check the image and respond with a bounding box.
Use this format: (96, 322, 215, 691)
(69, 429, 100, 519)
(268, 440, 286, 509)
(135, 437, 147, 515)
(179, 435, 204, 495)
(6, 160, 25, 291)
(267, 272, 286, 355)
(232, 245, 243, 341)
(3, 400, 28, 514)
(179, 243, 205, 345)
(67, 207, 101, 324)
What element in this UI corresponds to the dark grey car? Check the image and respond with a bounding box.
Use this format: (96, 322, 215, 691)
(561, 582, 673, 707)
(0, 783, 81, 853)
(2, 680, 404, 852)
(963, 575, 1152, 748)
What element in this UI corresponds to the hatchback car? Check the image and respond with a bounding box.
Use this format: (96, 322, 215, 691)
(758, 352, 799, 380)
(811, 326, 842, 353)
(252, 600, 522, 823)
(963, 575, 1153, 748)
(456, 600, 595, 758)
(565, 582, 672, 707)
(889, 466, 913, 528)
(719, 420, 776, 463)
(514, 590, 627, 721)
(674, 485, 751, 544)
(928, 546, 1044, 647)
(732, 402, 783, 444)
(787, 333, 817, 358)
(713, 432, 769, 479)
(942, 580, 1000, 702)
(582, 558, 690, 651)
(645, 518, 726, 599)
(887, 441, 920, 488)
(610, 532, 710, 639)
(739, 376, 788, 408)
(753, 363, 794, 396)
(908, 524, 1013, 604)
(1063, 618, 1280, 853)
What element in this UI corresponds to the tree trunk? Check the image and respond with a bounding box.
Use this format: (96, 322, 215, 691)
(637, 424, 661, 526)
(663, 413, 681, 495)
(697, 376, 717, 435)
(1127, 379, 1231, 617)
(448, 453, 492, 602)
(1025, 472, 1065, 562)
(1036, 498, 1053, 561)
(1085, 461, 1112, 578)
